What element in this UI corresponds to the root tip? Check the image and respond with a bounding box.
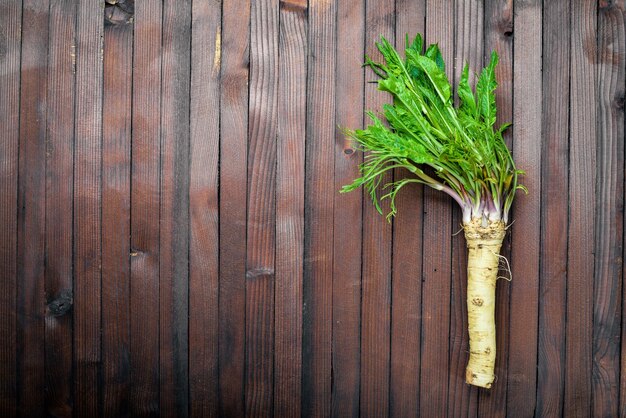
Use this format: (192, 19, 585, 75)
(465, 368, 494, 389)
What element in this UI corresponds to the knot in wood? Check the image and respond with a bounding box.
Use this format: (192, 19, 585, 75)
(105, 0, 134, 26)
(48, 291, 73, 317)
(246, 268, 275, 280)
(599, 0, 615, 10)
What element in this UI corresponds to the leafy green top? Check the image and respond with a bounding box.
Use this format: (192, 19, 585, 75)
(342, 34, 525, 224)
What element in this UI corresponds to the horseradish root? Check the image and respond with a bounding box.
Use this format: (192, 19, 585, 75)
(464, 218, 505, 388)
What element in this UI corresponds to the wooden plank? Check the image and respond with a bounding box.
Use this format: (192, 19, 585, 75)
(274, 1, 306, 417)
(302, 0, 336, 415)
(448, 1, 482, 416)
(16, 1, 49, 416)
(593, 2, 624, 417)
(245, 0, 279, 415)
(102, 13, 133, 418)
(506, 1, 542, 416)
(480, 0, 514, 415)
(388, 2, 425, 418)
(359, 1, 394, 416)
(159, 1, 191, 416)
(189, 1, 220, 416)
(419, 2, 453, 416)
(45, 1, 75, 416)
(564, 0, 596, 416)
(0, 1, 22, 415)
(218, 0, 250, 415)
(130, 1, 162, 415)
(394, 11, 428, 417)
(332, 0, 364, 416)
(535, 0, 570, 416)
(73, 1, 103, 415)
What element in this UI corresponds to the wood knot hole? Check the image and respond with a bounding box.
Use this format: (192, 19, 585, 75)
(499, 18, 513, 38)
(599, 0, 615, 10)
(471, 298, 484, 307)
(48, 291, 73, 317)
(105, 0, 134, 26)
(246, 268, 275, 280)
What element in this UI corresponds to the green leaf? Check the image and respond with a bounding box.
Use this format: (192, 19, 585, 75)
(407, 33, 423, 55)
(475, 51, 499, 127)
(407, 50, 451, 104)
(457, 63, 477, 117)
(425, 43, 445, 72)
(343, 35, 522, 222)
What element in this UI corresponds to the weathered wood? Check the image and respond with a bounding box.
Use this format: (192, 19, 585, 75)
(218, 0, 250, 415)
(388, 3, 425, 418)
(7, 2, 626, 416)
(274, 2, 306, 417)
(360, 1, 394, 417)
(130, 1, 162, 415)
(594, 2, 624, 417)
(535, 1, 570, 416)
(302, 0, 336, 416)
(0, 1, 22, 415)
(189, 1, 221, 416)
(159, 1, 191, 417)
(73, 1, 103, 416)
(506, 1, 542, 417)
(480, 1, 514, 416)
(17, 1, 48, 416)
(102, 13, 132, 418)
(332, 0, 364, 416)
(565, 0, 597, 417)
(45, 1, 75, 416)
(245, 0, 279, 415)
(419, 2, 454, 416)
(448, 1, 482, 416)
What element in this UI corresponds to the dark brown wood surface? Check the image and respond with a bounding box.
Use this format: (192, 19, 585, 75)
(0, 1, 624, 417)
(537, 1, 570, 416)
(102, 8, 132, 416)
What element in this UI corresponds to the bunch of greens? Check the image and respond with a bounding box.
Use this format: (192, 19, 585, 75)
(341, 34, 525, 224)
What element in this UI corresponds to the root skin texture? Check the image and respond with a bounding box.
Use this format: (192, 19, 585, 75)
(463, 218, 506, 389)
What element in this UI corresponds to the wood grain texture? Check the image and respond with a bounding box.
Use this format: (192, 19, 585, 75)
(130, 1, 162, 415)
(389, 3, 425, 418)
(73, 1, 103, 416)
(0, 1, 21, 415)
(45, 1, 75, 416)
(245, 0, 279, 415)
(481, 1, 513, 416)
(448, 1, 482, 416)
(593, 2, 624, 417)
(535, 0, 570, 415)
(17, 1, 49, 416)
(302, 0, 336, 416)
(360, 1, 393, 417)
(332, 0, 364, 416)
(189, 1, 221, 416)
(218, 0, 250, 416)
(507, 1, 542, 417)
(159, 1, 191, 416)
(565, 0, 596, 417)
(274, 2, 306, 417)
(419, 2, 453, 416)
(6, 2, 626, 416)
(102, 14, 132, 418)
